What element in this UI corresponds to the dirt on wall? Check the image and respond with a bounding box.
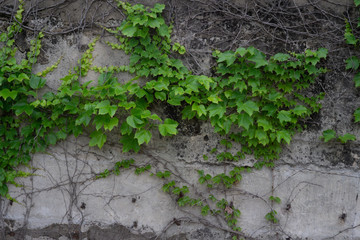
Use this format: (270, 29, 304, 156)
(1, 0, 360, 240)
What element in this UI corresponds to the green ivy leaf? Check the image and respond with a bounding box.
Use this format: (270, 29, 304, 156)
(12, 100, 34, 116)
(75, 112, 92, 126)
(45, 133, 57, 145)
(89, 130, 107, 149)
(237, 100, 259, 116)
(104, 117, 119, 131)
(238, 113, 253, 130)
(346, 56, 360, 70)
(135, 129, 152, 145)
(155, 92, 167, 101)
(248, 50, 268, 68)
(255, 129, 269, 145)
(277, 110, 292, 124)
(197, 75, 213, 90)
(158, 24, 170, 37)
(257, 118, 272, 131)
(217, 51, 236, 66)
(320, 129, 336, 142)
(0, 88, 17, 100)
(355, 0, 360, 6)
(276, 130, 291, 144)
(182, 105, 196, 120)
(158, 118, 178, 136)
(272, 53, 290, 62)
(96, 100, 117, 117)
(126, 115, 144, 128)
(317, 48, 328, 59)
(121, 23, 138, 37)
(0, 185, 8, 197)
(147, 18, 163, 28)
(292, 105, 308, 116)
(354, 108, 360, 122)
(354, 73, 360, 88)
(152, 3, 165, 13)
(192, 103, 207, 117)
(208, 104, 226, 118)
(29, 75, 46, 89)
(120, 134, 140, 152)
(120, 122, 133, 135)
(338, 134, 356, 143)
(235, 47, 247, 57)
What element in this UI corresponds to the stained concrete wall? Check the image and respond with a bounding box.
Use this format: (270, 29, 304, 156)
(1, 0, 360, 239)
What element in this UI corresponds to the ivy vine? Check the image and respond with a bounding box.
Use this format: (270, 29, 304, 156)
(0, 0, 329, 236)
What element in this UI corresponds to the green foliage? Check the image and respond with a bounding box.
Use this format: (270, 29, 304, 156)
(345, 2, 360, 124)
(338, 133, 356, 143)
(320, 129, 337, 142)
(1, 0, 329, 234)
(269, 196, 281, 204)
(265, 210, 279, 223)
(320, 130, 356, 144)
(0, 1, 60, 199)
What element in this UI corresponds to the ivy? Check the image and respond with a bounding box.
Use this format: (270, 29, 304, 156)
(0, 0, 329, 234)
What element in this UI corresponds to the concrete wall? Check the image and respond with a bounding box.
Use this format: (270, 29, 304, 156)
(1, 0, 360, 239)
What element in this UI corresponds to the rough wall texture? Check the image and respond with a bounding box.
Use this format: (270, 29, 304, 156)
(1, 0, 360, 239)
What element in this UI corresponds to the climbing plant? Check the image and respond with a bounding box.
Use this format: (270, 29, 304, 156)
(346, 0, 360, 123)
(0, 0, 328, 236)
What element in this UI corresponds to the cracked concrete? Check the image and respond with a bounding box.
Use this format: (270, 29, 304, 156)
(2, 0, 360, 239)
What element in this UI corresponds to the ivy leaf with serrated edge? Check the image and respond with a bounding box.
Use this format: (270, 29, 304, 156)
(346, 56, 360, 70)
(276, 130, 291, 144)
(159, 118, 178, 136)
(120, 134, 140, 152)
(292, 105, 308, 116)
(237, 100, 259, 116)
(95, 100, 117, 117)
(257, 118, 272, 131)
(75, 112, 92, 126)
(182, 107, 196, 120)
(248, 50, 268, 68)
(155, 91, 166, 101)
(235, 47, 247, 57)
(207, 103, 226, 118)
(338, 134, 356, 143)
(147, 18, 162, 28)
(89, 130, 107, 149)
(104, 117, 119, 131)
(152, 3, 165, 13)
(135, 129, 152, 145)
(277, 110, 292, 124)
(317, 48, 328, 59)
(120, 121, 132, 135)
(320, 129, 336, 142)
(208, 94, 221, 103)
(355, 0, 360, 6)
(238, 113, 253, 130)
(255, 129, 269, 145)
(217, 51, 236, 66)
(355, 108, 360, 122)
(192, 103, 207, 117)
(158, 24, 170, 37)
(272, 53, 290, 62)
(197, 75, 213, 90)
(354, 73, 360, 88)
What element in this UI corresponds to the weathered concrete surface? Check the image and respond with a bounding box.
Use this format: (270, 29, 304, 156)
(2, 0, 360, 239)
